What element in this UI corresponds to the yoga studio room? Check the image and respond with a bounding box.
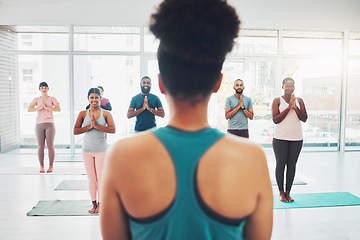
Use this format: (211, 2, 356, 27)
(0, 0, 360, 239)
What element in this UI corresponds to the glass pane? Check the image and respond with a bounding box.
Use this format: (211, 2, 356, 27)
(0, 26, 69, 51)
(144, 27, 159, 52)
(73, 26, 140, 51)
(349, 32, 360, 55)
(283, 30, 342, 55)
(73, 55, 140, 153)
(283, 58, 342, 148)
(19, 55, 70, 146)
(246, 61, 275, 145)
(233, 29, 278, 54)
(345, 60, 360, 149)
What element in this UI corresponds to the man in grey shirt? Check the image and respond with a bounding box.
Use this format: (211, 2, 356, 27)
(225, 79, 254, 138)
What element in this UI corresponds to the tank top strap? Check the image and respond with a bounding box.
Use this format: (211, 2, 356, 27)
(152, 126, 225, 196)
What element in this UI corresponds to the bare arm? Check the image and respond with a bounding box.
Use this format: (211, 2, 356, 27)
(272, 98, 291, 124)
(28, 102, 43, 112)
(101, 145, 131, 240)
(127, 107, 145, 119)
(243, 150, 273, 240)
(243, 109, 254, 120)
(293, 97, 308, 122)
(225, 106, 240, 120)
(73, 111, 92, 135)
(94, 111, 116, 134)
(150, 107, 165, 118)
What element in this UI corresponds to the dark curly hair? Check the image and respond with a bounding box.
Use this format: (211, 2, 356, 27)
(150, 0, 240, 101)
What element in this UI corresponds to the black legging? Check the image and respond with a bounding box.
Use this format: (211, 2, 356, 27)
(272, 138, 303, 192)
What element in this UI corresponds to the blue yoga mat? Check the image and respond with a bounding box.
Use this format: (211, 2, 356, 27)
(274, 192, 360, 209)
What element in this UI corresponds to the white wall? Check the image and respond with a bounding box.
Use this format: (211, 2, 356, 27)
(0, 0, 360, 30)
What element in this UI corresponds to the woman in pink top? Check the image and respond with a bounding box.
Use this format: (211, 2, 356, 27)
(272, 78, 307, 202)
(28, 82, 61, 173)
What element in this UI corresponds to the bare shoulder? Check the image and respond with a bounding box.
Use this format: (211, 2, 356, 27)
(79, 110, 87, 117)
(218, 134, 267, 166)
(296, 97, 304, 103)
(272, 97, 280, 104)
(102, 109, 111, 116)
(106, 132, 165, 172)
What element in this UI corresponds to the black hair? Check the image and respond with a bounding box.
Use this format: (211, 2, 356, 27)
(282, 77, 295, 86)
(141, 76, 151, 82)
(88, 88, 101, 98)
(150, 0, 240, 102)
(39, 82, 49, 89)
(97, 86, 104, 91)
(234, 79, 243, 86)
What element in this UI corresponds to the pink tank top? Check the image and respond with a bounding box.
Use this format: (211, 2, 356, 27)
(273, 96, 303, 141)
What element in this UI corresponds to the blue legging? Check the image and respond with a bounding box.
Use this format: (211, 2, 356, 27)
(272, 138, 303, 192)
(36, 123, 56, 167)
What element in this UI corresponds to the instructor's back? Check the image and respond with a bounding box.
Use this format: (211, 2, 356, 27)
(100, 0, 273, 239)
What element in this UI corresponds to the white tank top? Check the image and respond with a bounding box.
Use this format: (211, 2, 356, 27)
(273, 96, 303, 141)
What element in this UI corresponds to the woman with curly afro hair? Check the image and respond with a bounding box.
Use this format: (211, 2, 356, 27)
(101, 0, 273, 239)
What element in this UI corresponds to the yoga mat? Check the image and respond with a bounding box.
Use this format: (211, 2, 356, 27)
(27, 200, 97, 216)
(0, 167, 86, 175)
(274, 192, 360, 209)
(55, 155, 82, 162)
(54, 180, 88, 191)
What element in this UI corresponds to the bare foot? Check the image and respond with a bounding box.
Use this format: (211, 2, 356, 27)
(280, 191, 288, 202)
(46, 166, 53, 173)
(285, 191, 294, 202)
(95, 202, 100, 214)
(40, 166, 45, 173)
(89, 201, 97, 214)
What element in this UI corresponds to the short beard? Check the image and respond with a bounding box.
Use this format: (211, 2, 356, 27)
(236, 89, 243, 94)
(141, 86, 150, 94)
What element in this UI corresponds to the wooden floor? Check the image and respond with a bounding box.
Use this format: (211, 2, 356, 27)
(0, 148, 359, 240)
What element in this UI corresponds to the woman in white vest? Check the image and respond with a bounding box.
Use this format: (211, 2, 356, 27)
(272, 77, 308, 202)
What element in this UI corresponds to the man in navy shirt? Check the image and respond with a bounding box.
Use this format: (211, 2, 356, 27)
(127, 76, 165, 132)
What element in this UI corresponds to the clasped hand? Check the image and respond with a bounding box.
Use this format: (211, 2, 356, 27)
(289, 93, 296, 109)
(237, 96, 244, 108)
(143, 96, 151, 111)
(90, 114, 97, 129)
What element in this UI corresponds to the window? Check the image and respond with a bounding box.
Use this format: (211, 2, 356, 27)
(232, 29, 278, 55)
(283, 30, 342, 55)
(349, 32, 360, 55)
(73, 26, 140, 51)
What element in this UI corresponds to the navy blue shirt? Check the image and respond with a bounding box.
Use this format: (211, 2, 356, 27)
(129, 93, 163, 131)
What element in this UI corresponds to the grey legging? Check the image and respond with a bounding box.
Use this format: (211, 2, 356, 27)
(272, 138, 303, 192)
(36, 123, 56, 166)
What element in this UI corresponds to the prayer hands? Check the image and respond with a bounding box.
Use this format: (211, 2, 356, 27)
(289, 93, 296, 109)
(90, 113, 96, 128)
(238, 96, 244, 108)
(143, 96, 151, 111)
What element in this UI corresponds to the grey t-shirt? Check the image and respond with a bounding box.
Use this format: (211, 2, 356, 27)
(225, 94, 253, 130)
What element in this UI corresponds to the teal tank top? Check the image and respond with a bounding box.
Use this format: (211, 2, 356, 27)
(129, 126, 247, 240)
